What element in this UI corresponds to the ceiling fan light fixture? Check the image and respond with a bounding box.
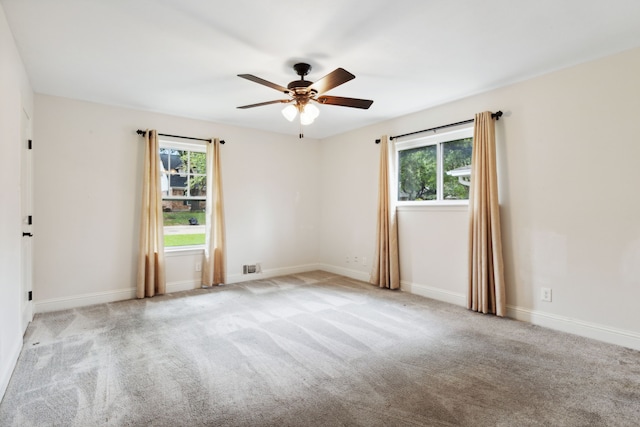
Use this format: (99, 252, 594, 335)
(299, 103, 319, 125)
(282, 104, 297, 121)
(303, 103, 319, 119)
(300, 111, 315, 125)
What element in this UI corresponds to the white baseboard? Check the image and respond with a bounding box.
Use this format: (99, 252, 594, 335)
(35, 287, 137, 313)
(226, 263, 322, 284)
(166, 280, 200, 293)
(33, 265, 323, 313)
(400, 280, 466, 307)
(397, 279, 640, 352)
(0, 335, 23, 402)
(35, 280, 208, 313)
(317, 264, 370, 282)
(506, 305, 640, 351)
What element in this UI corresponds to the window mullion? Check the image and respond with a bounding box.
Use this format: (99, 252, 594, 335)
(186, 152, 191, 198)
(437, 142, 443, 201)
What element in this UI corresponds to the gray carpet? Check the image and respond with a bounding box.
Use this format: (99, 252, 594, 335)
(1, 271, 639, 426)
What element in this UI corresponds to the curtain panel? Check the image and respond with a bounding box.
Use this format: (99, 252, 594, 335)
(370, 135, 400, 289)
(202, 138, 226, 286)
(468, 112, 506, 316)
(137, 129, 166, 298)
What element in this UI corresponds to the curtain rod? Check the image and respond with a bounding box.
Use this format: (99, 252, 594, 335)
(375, 111, 503, 144)
(136, 129, 225, 144)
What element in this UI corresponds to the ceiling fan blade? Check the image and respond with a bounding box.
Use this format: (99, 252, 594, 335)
(309, 68, 355, 95)
(238, 74, 290, 94)
(237, 99, 290, 109)
(317, 96, 373, 109)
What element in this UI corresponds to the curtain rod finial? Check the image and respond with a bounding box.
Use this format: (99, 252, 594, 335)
(375, 139, 381, 144)
(220, 140, 225, 145)
(492, 111, 503, 120)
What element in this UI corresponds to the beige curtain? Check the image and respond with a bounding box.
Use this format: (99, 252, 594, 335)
(202, 138, 226, 286)
(370, 135, 400, 289)
(137, 129, 166, 298)
(468, 112, 506, 316)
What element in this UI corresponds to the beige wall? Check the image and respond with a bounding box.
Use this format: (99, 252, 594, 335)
(0, 4, 34, 399)
(319, 47, 640, 349)
(33, 96, 321, 310)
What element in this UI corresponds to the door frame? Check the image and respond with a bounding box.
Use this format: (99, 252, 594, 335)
(20, 106, 33, 333)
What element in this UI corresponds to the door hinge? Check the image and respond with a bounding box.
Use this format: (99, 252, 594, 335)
(28, 215, 33, 225)
(22, 232, 33, 237)
(28, 291, 32, 301)
(28, 139, 33, 150)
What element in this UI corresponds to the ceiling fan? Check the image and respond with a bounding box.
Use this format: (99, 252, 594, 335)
(237, 63, 373, 138)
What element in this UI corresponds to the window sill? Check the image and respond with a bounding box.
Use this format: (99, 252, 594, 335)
(396, 202, 468, 212)
(164, 246, 205, 257)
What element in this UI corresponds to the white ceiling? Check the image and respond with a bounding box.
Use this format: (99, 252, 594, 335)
(3, 0, 640, 139)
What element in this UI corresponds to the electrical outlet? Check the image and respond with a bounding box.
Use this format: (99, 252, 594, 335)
(195, 262, 202, 272)
(353, 256, 359, 264)
(345, 256, 350, 263)
(541, 287, 552, 302)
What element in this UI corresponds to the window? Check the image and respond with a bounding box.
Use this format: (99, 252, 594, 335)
(396, 127, 473, 203)
(159, 140, 207, 248)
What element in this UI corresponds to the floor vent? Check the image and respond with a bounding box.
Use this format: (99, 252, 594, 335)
(243, 264, 257, 274)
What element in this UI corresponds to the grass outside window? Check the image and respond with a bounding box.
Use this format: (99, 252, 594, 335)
(164, 233, 205, 247)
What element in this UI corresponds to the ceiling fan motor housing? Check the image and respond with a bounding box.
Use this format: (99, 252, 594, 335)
(288, 62, 315, 98)
(288, 63, 315, 100)
(288, 64, 316, 107)
(287, 80, 313, 90)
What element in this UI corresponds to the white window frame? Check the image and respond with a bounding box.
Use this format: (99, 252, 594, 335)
(159, 139, 207, 252)
(395, 126, 473, 206)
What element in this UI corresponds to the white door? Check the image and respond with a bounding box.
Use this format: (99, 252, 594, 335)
(20, 107, 33, 333)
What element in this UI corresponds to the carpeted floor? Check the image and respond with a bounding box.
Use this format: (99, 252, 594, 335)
(1, 271, 639, 426)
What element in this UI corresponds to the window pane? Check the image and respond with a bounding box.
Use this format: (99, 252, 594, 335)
(160, 149, 188, 195)
(163, 204, 206, 247)
(186, 175, 207, 198)
(169, 149, 187, 174)
(442, 138, 472, 200)
(189, 152, 206, 175)
(398, 145, 437, 201)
